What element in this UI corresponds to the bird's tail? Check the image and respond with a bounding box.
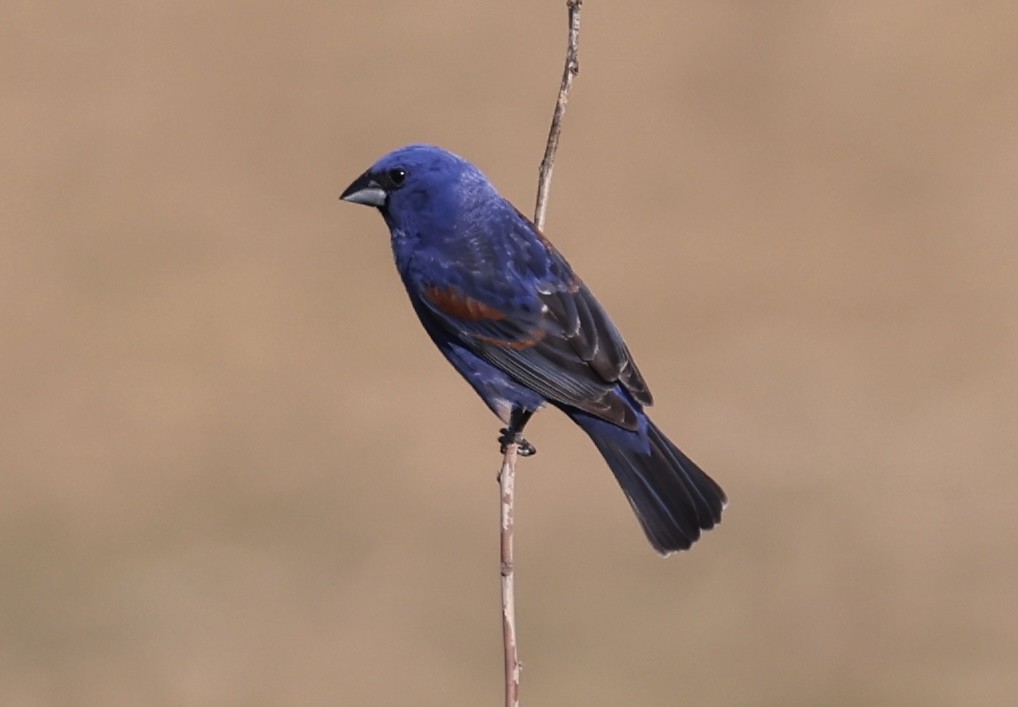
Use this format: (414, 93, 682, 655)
(567, 409, 726, 555)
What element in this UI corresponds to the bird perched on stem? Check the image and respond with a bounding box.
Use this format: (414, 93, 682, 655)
(341, 145, 725, 554)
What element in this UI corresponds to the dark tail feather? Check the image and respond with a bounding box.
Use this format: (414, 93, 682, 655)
(569, 411, 726, 555)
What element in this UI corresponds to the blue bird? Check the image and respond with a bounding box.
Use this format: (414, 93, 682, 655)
(341, 145, 725, 554)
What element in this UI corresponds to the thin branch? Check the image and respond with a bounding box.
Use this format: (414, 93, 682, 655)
(534, 0, 583, 231)
(500, 3, 583, 707)
(499, 444, 521, 707)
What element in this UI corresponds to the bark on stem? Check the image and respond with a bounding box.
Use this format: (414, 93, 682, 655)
(500, 3, 582, 707)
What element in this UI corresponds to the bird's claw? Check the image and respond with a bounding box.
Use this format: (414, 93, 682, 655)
(499, 428, 537, 457)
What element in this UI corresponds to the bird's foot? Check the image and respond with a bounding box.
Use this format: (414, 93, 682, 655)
(498, 428, 537, 457)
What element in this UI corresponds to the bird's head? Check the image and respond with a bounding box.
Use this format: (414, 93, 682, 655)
(341, 144, 496, 236)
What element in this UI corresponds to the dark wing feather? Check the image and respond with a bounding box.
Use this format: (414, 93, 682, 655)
(544, 283, 650, 403)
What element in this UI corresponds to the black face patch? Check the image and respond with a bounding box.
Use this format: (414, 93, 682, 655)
(379, 167, 407, 190)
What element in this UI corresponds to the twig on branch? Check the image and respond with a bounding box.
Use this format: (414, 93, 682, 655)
(500, 3, 583, 707)
(534, 0, 583, 231)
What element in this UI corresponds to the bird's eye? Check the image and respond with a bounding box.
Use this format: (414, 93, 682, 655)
(386, 168, 407, 188)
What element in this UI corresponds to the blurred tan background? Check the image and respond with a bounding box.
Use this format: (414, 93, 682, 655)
(3, 2, 1017, 705)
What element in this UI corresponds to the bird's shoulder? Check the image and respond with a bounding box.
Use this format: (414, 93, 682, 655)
(406, 201, 573, 310)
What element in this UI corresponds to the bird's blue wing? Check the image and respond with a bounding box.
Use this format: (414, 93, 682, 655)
(408, 208, 652, 430)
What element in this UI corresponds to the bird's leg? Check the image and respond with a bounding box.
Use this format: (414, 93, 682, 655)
(499, 408, 536, 457)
